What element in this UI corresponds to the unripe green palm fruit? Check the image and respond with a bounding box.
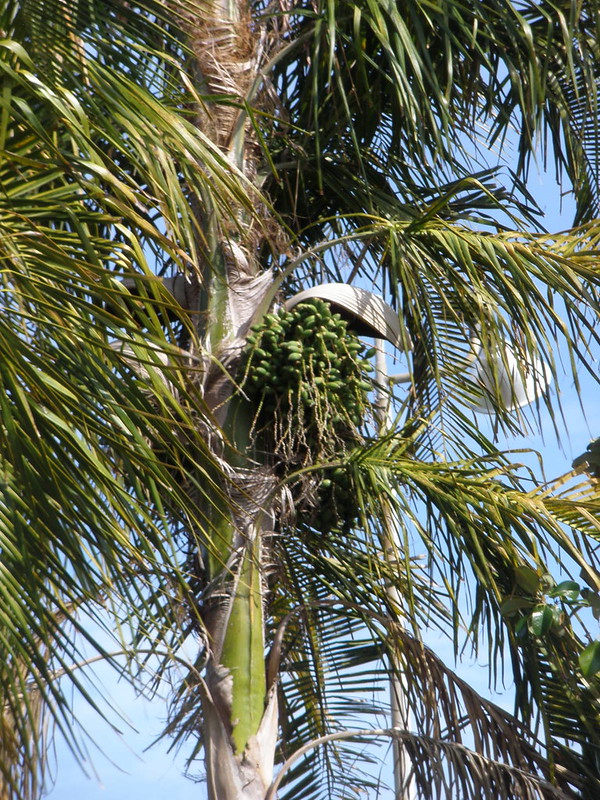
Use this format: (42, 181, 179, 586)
(242, 297, 375, 531)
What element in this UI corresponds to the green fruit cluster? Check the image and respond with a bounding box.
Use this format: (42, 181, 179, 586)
(243, 298, 374, 532)
(316, 466, 358, 535)
(244, 298, 373, 442)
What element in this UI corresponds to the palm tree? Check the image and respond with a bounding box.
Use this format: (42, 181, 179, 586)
(1, 0, 600, 798)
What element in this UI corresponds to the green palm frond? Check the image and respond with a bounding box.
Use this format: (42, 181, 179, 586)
(0, 243, 211, 789)
(273, 630, 589, 800)
(0, 13, 265, 279)
(277, 208, 600, 446)
(267, 0, 600, 229)
(0, 2, 257, 789)
(10, 0, 196, 93)
(242, 427, 600, 799)
(274, 611, 389, 800)
(500, 1, 600, 226)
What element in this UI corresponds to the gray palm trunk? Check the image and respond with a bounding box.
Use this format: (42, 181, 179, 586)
(176, 3, 281, 796)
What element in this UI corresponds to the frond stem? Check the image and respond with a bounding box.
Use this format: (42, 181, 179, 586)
(265, 728, 572, 800)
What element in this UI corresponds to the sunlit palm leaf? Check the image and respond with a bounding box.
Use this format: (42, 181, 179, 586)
(0, 3, 252, 791)
(245, 427, 600, 798)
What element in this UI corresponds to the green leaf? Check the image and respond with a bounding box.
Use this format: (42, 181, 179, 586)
(579, 641, 600, 678)
(528, 604, 555, 637)
(547, 580, 580, 602)
(581, 588, 600, 620)
(500, 597, 533, 617)
(515, 616, 529, 639)
(514, 566, 541, 595)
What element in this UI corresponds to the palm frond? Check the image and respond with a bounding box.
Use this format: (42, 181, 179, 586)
(0, 3, 259, 788)
(187, 413, 600, 800)
(267, 0, 600, 232)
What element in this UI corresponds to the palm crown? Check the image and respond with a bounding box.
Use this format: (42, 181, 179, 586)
(1, 1, 600, 799)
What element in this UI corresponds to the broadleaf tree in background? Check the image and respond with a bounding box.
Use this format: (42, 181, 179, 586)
(1, 0, 600, 798)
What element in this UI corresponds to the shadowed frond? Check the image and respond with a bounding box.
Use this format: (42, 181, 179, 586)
(267, 0, 600, 230)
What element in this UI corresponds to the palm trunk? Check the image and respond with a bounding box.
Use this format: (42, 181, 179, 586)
(174, 3, 280, 797)
(195, 392, 279, 799)
(198, 399, 276, 800)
